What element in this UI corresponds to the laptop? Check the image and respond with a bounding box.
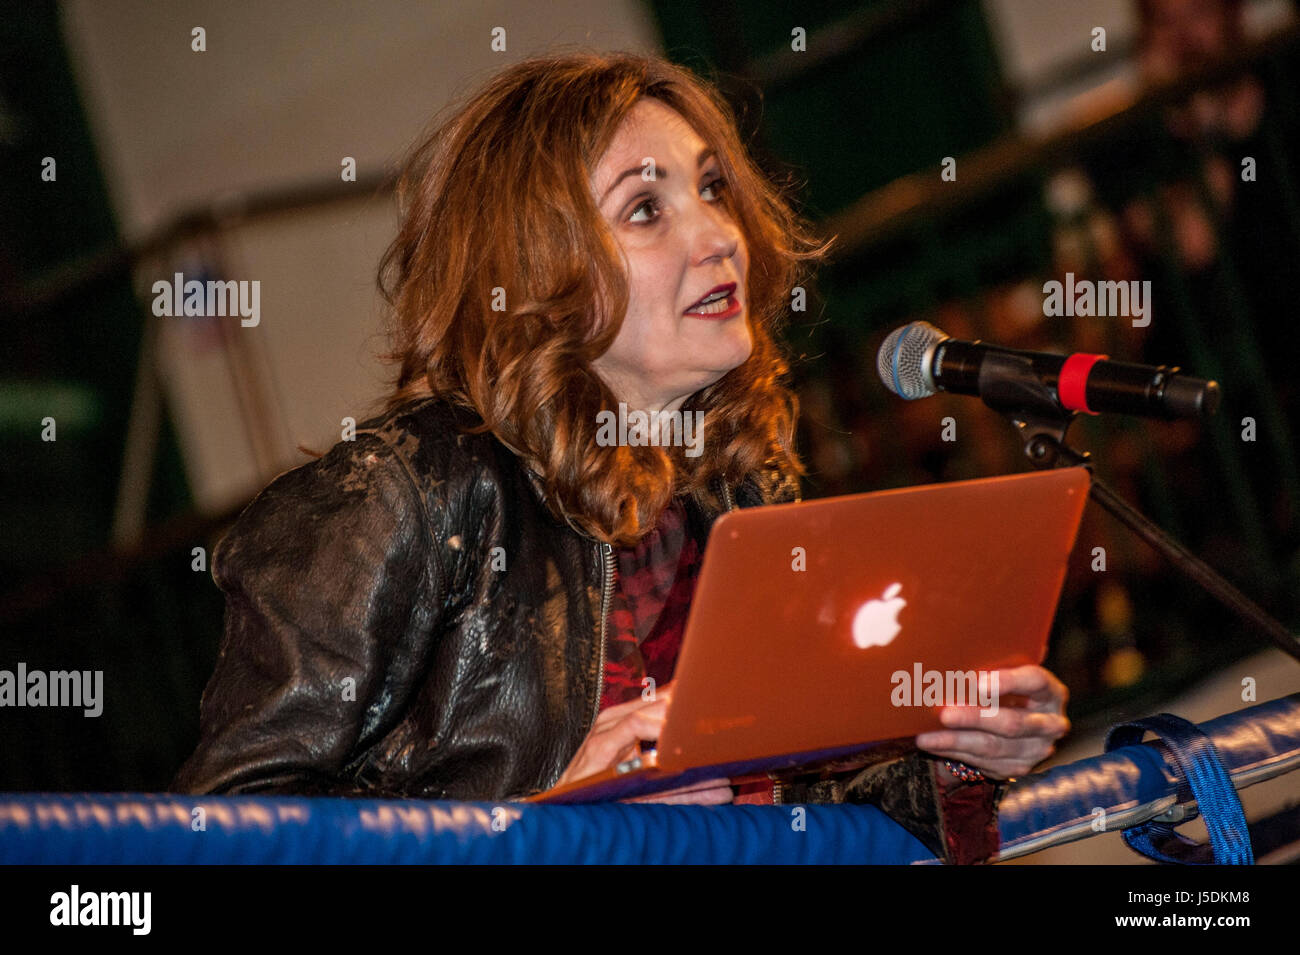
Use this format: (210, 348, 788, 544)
(528, 466, 1091, 803)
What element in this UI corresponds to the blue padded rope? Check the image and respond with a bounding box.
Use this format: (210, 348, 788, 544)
(1104, 713, 1255, 865)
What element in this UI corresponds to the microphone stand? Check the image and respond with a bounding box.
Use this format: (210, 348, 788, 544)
(1003, 409, 1300, 663)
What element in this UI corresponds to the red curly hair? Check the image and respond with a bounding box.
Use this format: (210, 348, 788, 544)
(374, 50, 833, 545)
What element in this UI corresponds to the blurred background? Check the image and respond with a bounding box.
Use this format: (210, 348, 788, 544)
(2, 0, 1297, 861)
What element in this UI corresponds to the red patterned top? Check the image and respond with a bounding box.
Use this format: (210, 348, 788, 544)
(597, 497, 775, 804)
(598, 498, 700, 711)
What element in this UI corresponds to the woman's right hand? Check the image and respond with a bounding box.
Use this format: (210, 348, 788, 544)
(553, 685, 733, 805)
(555, 684, 674, 787)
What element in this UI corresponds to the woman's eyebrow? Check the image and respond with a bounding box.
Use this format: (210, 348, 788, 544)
(600, 147, 717, 204)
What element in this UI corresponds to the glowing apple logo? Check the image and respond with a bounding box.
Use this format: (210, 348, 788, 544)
(852, 582, 907, 649)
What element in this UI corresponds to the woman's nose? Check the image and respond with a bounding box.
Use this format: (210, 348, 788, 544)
(689, 201, 741, 263)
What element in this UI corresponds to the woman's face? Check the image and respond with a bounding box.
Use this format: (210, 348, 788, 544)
(589, 98, 752, 413)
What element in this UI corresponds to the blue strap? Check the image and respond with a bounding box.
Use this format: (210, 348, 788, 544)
(1104, 713, 1254, 865)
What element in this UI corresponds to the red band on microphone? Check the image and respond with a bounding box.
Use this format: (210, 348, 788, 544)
(1058, 353, 1108, 415)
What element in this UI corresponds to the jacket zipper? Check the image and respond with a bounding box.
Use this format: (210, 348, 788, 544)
(720, 477, 735, 514)
(588, 541, 615, 731)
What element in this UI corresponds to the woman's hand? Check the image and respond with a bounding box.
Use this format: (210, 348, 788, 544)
(914, 664, 1070, 781)
(554, 683, 732, 805)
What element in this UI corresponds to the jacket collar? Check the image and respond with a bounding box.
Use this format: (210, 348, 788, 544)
(518, 460, 739, 543)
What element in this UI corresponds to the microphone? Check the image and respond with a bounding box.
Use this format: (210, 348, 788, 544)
(877, 321, 1220, 420)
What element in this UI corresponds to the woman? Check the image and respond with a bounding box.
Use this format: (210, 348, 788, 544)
(172, 51, 1069, 863)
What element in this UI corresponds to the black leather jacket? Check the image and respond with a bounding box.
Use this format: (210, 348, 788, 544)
(171, 396, 1000, 861)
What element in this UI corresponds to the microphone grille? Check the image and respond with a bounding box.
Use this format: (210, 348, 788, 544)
(877, 321, 947, 399)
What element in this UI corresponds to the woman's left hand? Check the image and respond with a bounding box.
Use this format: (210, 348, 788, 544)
(915, 664, 1070, 781)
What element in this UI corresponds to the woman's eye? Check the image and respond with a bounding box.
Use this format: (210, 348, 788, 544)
(626, 176, 727, 224)
(628, 197, 658, 223)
